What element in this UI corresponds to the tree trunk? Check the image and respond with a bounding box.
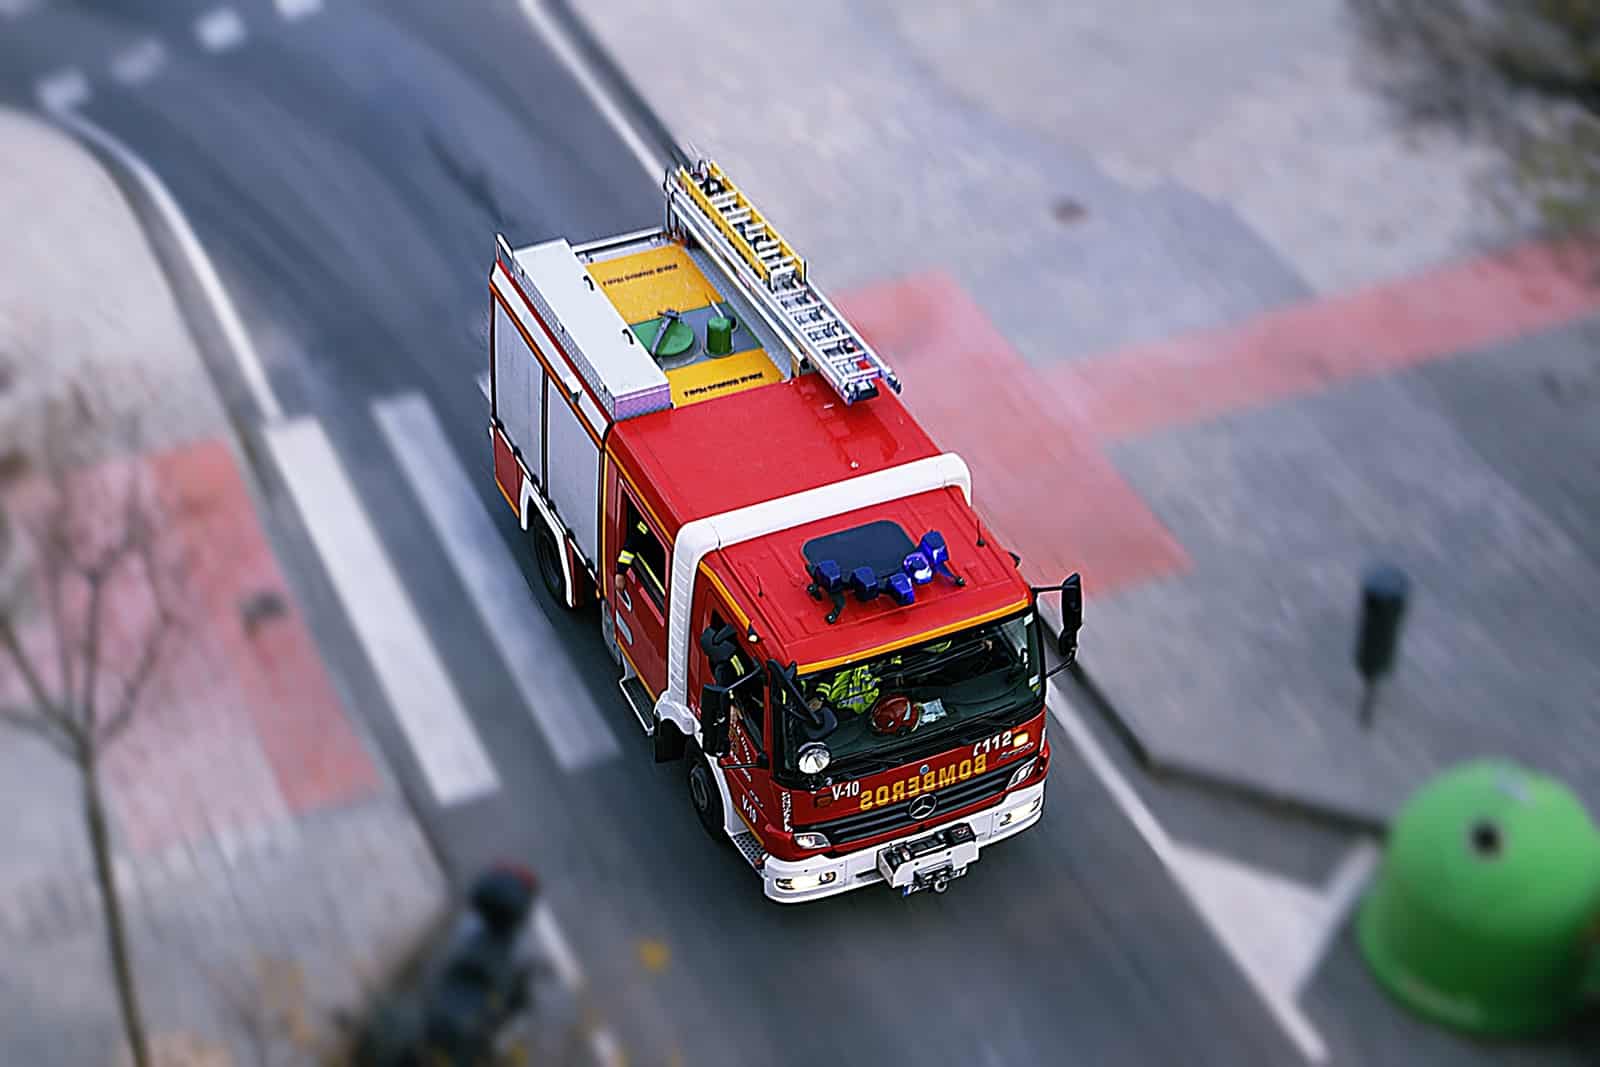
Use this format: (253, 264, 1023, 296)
(83, 762, 150, 1067)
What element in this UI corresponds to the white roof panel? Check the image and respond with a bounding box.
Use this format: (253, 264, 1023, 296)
(513, 239, 671, 422)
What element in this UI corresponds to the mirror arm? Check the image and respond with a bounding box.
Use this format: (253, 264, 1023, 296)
(767, 659, 823, 729)
(1042, 658, 1075, 681)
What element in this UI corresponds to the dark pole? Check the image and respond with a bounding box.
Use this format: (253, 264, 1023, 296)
(1359, 680, 1379, 729)
(1354, 563, 1410, 730)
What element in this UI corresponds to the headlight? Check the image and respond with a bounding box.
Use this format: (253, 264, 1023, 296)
(1007, 757, 1038, 790)
(793, 831, 829, 851)
(775, 871, 838, 892)
(797, 742, 831, 775)
(997, 794, 1044, 829)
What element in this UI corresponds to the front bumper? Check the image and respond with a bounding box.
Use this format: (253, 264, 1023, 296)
(760, 781, 1046, 904)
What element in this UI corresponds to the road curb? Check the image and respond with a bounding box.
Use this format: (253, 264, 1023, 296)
(49, 116, 276, 482)
(44, 110, 470, 894)
(1039, 598, 1390, 839)
(543, 0, 688, 170)
(1067, 662, 1391, 839)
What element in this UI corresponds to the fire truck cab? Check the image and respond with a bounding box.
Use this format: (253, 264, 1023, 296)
(487, 160, 1082, 902)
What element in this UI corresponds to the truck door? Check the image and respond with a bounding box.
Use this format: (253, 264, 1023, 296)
(611, 485, 669, 698)
(702, 609, 771, 836)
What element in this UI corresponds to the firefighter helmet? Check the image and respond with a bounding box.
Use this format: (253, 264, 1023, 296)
(869, 694, 920, 737)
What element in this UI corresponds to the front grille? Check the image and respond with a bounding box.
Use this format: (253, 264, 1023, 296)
(799, 764, 1013, 845)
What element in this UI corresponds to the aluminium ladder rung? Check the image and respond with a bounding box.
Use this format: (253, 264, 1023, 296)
(672, 160, 900, 404)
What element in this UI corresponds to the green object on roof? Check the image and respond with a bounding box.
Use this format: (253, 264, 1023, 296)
(633, 316, 695, 359)
(1357, 759, 1600, 1036)
(706, 314, 736, 356)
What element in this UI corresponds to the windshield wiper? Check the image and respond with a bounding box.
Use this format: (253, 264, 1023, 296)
(827, 751, 914, 776)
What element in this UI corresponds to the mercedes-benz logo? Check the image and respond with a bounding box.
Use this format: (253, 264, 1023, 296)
(908, 795, 938, 820)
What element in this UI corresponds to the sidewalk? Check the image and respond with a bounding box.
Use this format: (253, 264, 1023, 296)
(0, 107, 446, 1065)
(578, 0, 1600, 827)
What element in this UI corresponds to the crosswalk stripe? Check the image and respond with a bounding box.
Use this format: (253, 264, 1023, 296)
(35, 68, 89, 113)
(374, 393, 622, 771)
(275, 0, 323, 19)
(195, 6, 247, 53)
(266, 417, 500, 808)
(109, 38, 167, 87)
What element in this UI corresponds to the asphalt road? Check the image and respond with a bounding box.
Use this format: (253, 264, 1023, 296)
(3, 2, 1320, 1064)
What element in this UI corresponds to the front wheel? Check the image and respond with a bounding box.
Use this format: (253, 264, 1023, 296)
(685, 745, 725, 841)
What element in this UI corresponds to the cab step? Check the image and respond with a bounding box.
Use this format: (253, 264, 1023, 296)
(618, 675, 655, 737)
(731, 831, 767, 871)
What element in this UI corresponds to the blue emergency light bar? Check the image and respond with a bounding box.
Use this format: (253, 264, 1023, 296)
(805, 528, 965, 623)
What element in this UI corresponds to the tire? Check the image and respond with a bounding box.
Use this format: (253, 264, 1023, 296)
(685, 744, 725, 841)
(532, 525, 568, 607)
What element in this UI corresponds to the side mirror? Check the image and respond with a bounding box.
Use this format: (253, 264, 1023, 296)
(700, 683, 731, 758)
(699, 622, 739, 665)
(1032, 572, 1084, 677)
(1058, 573, 1083, 660)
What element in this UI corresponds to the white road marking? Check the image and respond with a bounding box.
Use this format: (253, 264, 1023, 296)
(477, 370, 491, 402)
(1170, 842, 1328, 1005)
(274, 0, 323, 19)
(529, 903, 624, 1067)
(52, 111, 284, 421)
(590, 1028, 625, 1067)
(109, 38, 168, 88)
(266, 417, 500, 807)
(1293, 839, 1380, 996)
(35, 68, 89, 113)
(516, 0, 665, 181)
(1046, 684, 1330, 1063)
(373, 393, 621, 770)
(195, 7, 247, 52)
(532, 904, 582, 990)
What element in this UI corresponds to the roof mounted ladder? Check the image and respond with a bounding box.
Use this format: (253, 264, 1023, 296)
(666, 159, 902, 406)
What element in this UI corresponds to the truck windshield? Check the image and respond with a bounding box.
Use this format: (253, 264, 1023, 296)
(779, 610, 1042, 779)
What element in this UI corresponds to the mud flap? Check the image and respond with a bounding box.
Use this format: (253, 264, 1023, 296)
(653, 719, 685, 763)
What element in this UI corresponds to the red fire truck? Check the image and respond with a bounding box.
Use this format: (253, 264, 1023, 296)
(486, 158, 1082, 902)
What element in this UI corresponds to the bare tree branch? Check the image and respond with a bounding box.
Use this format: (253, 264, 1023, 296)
(37, 509, 78, 726)
(99, 609, 172, 749)
(0, 392, 171, 1067)
(0, 704, 76, 760)
(0, 614, 79, 747)
(78, 567, 109, 738)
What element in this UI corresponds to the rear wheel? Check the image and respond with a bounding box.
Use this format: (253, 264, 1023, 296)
(532, 525, 567, 607)
(685, 744, 725, 841)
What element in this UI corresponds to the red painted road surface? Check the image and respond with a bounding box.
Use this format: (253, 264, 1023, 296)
(840, 272, 1190, 595)
(1052, 241, 1600, 442)
(840, 241, 1600, 597)
(63, 438, 379, 854)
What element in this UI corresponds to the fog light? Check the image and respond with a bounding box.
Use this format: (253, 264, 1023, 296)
(775, 871, 838, 892)
(793, 831, 829, 851)
(1007, 757, 1038, 790)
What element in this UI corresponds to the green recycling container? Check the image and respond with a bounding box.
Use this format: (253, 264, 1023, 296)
(1357, 759, 1600, 1035)
(706, 314, 736, 356)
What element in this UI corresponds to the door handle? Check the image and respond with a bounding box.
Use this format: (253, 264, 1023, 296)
(618, 584, 633, 613)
